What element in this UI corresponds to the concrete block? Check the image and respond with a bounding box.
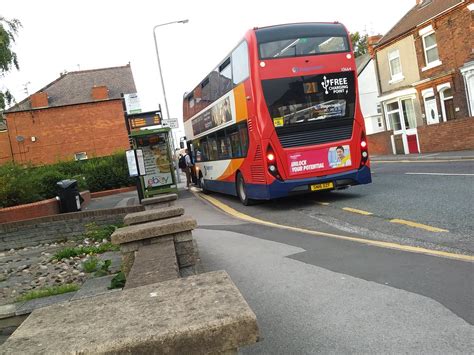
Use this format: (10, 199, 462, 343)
(141, 194, 177, 206)
(111, 215, 197, 245)
(177, 253, 197, 268)
(123, 206, 184, 226)
(124, 240, 179, 289)
(175, 240, 194, 256)
(2, 271, 260, 354)
(121, 251, 135, 277)
(173, 230, 193, 243)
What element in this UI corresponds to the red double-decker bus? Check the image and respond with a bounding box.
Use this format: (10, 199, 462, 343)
(183, 22, 371, 205)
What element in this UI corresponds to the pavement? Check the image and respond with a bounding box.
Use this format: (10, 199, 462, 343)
(180, 190, 474, 354)
(371, 149, 474, 161)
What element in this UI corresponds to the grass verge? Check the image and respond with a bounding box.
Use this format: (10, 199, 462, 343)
(53, 243, 119, 261)
(16, 284, 79, 302)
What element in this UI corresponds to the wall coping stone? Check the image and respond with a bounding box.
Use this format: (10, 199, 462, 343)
(2, 271, 260, 354)
(123, 206, 184, 226)
(141, 193, 178, 205)
(111, 215, 197, 245)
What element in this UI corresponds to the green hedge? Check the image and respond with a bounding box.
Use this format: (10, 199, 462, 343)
(0, 152, 135, 208)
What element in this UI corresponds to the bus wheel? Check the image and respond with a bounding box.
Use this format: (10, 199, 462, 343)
(236, 172, 253, 206)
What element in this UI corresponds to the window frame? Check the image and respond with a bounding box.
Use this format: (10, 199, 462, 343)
(419, 26, 442, 71)
(388, 49, 404, 84)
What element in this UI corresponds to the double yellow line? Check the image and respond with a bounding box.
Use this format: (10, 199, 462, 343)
(195, 192, 474, 263)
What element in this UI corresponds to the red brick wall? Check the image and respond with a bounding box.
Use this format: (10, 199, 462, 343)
(414, 5, 474, 119)
(418, 117, 474, 153)
(4, 100, 129, 165)
(0, 191, 91, 224)
(367, 131, 393, 156)
(0, 131, 13, 164)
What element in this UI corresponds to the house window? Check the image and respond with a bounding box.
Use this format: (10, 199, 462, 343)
(385, 97, 417, 132)
(376, 103, 382, 114)
(74, 152, 88, 161)
(388, 50, 403, 83)
(422, 32, 439, 65)
(386, 101, 401, 131)
(376, 116, 383, 128)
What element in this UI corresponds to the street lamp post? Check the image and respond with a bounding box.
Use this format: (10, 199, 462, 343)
(153, 19, 188, 184)
(152, 19, 189, 122)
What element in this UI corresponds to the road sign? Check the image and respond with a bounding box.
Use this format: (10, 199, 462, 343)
(124, 93, 142, 114)
(168, 118, 179, 129)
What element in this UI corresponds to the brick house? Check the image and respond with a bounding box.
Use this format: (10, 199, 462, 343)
(371, 0, 473, 155)
(1, 64, 137, 165)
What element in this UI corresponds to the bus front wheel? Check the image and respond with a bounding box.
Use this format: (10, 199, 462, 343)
(236, 172, 253, 206)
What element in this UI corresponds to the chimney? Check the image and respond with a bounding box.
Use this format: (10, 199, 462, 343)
(30, 92, 48, 109)
(91, 85, 109, 100)
(368, 35, 383, 57)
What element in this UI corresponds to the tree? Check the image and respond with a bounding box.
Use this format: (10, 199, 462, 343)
(350, 32, 368, 58)
(0, 16, 22, 112)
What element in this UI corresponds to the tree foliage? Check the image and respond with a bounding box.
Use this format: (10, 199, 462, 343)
(350, 32, 368, 58)
(0, 16, 22, 111)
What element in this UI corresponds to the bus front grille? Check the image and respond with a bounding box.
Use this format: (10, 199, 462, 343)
(276, 124, 353, 148)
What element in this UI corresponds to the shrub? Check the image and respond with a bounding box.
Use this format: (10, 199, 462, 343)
(0, 152, 135, 208)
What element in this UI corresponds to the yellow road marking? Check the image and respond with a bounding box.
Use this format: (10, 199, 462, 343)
(390, 219, 448, 233)
(373, 159, 473, 163)
(195, 192, 473, 263)
(315, 202, 330, 206)
(342, 207, 373, 215)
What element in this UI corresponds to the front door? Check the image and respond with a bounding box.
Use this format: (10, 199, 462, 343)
(424, 95, 439, 125)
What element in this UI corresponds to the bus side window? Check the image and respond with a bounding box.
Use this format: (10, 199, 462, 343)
(232, 41, 249, 86)
(239, 123, 249, 156)
(208, 135, 218, 161)
(217, 129, 231, 159)
(226, 125, 241, 158)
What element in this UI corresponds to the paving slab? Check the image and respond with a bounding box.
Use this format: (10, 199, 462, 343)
(2, 271, 259, 354)
(15, 292, 76, 316)
(71, 275, 119, 301)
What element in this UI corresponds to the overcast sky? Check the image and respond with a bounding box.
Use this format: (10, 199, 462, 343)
(2, 0, 416, 135)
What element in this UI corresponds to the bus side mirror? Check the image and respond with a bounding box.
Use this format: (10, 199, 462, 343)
(180, 141, 185, 149)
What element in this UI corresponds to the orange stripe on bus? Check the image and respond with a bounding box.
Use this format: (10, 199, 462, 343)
(218, 158, 245, 181)
(234, 83, 248, 123)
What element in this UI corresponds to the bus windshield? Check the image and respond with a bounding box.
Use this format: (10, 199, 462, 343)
(262, 72, 355, 128)
(256, 23, 350, 59)
(260, 36, 349, 59)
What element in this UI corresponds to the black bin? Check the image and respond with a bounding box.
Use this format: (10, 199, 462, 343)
(57, 179, 82, 213)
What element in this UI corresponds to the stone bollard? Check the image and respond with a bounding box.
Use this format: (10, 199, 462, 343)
(111, 215, 198, 278)
(141, 193, 178, 210)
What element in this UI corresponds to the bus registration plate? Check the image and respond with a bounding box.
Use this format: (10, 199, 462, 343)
(310, 182, 334, 191)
